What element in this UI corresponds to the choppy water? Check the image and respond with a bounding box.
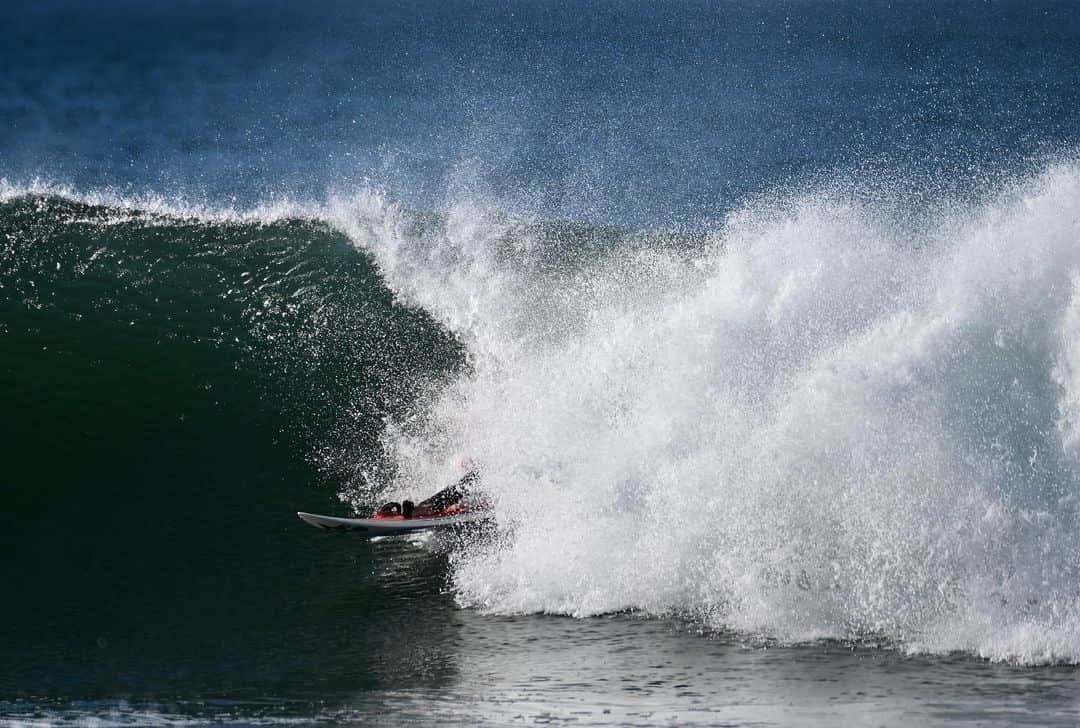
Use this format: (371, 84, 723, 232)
(6, 1, 1080, 725)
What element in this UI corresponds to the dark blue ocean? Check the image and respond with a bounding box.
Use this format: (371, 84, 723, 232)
(6, 1, 1080, 725)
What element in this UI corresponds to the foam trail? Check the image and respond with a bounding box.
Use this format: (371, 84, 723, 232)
(347, 161, 1080, 665)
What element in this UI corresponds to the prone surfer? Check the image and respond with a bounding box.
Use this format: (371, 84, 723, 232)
(377, 464, 480, 520)
(411, 467, 478, 518)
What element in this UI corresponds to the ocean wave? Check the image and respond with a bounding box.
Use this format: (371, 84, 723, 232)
(8, 159, 1080, 664)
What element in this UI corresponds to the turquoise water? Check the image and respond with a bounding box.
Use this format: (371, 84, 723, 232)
(6, 1, 1080, 725)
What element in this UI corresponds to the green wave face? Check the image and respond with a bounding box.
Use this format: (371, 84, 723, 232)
(0, 195, 464, 692)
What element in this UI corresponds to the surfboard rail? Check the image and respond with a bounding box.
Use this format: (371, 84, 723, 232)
(297, 510, 489, 536)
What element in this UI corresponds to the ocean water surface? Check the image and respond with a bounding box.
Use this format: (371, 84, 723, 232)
(5, 1, 1080, 725)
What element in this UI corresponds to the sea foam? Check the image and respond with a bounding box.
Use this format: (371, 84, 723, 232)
(335, 161, 1080, 665)
(8, 160, 1080, 664)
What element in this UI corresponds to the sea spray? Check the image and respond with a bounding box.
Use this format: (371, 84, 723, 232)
(337, 162, 1080, 664)
(7, 161, 1080, 664)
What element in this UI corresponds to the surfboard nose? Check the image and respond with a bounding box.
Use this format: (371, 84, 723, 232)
(297, 512, 325, 528)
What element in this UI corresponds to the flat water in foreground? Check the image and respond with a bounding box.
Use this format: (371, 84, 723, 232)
(4, 537, 1078, 727)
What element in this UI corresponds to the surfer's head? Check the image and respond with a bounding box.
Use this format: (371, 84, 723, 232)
(378, 501, 402, 516)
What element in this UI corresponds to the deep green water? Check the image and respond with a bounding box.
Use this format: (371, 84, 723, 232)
(0, 196, 464, 702)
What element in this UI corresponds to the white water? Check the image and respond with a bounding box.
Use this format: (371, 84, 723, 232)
(333, 161, 1080, 665)
(8, 161, 1080, 665)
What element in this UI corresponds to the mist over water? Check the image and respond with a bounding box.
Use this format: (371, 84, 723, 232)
(315, 160, 1080, 665)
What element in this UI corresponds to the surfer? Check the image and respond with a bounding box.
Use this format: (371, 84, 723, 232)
(299, 459, 488, 532)
(410, 467, 479, 518)
(376, 462, 480, 519)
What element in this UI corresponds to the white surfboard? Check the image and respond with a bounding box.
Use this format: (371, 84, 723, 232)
(297, 510, 490, 536)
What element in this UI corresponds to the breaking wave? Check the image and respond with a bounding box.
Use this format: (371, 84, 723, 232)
(8, 157, 1080, 665)
(347, 160, 1080, 665)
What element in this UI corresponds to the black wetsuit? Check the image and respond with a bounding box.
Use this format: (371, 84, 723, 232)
(419, 470, 479, 512)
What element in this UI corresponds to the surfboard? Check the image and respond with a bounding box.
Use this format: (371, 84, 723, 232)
(296, 510, 489, 536)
